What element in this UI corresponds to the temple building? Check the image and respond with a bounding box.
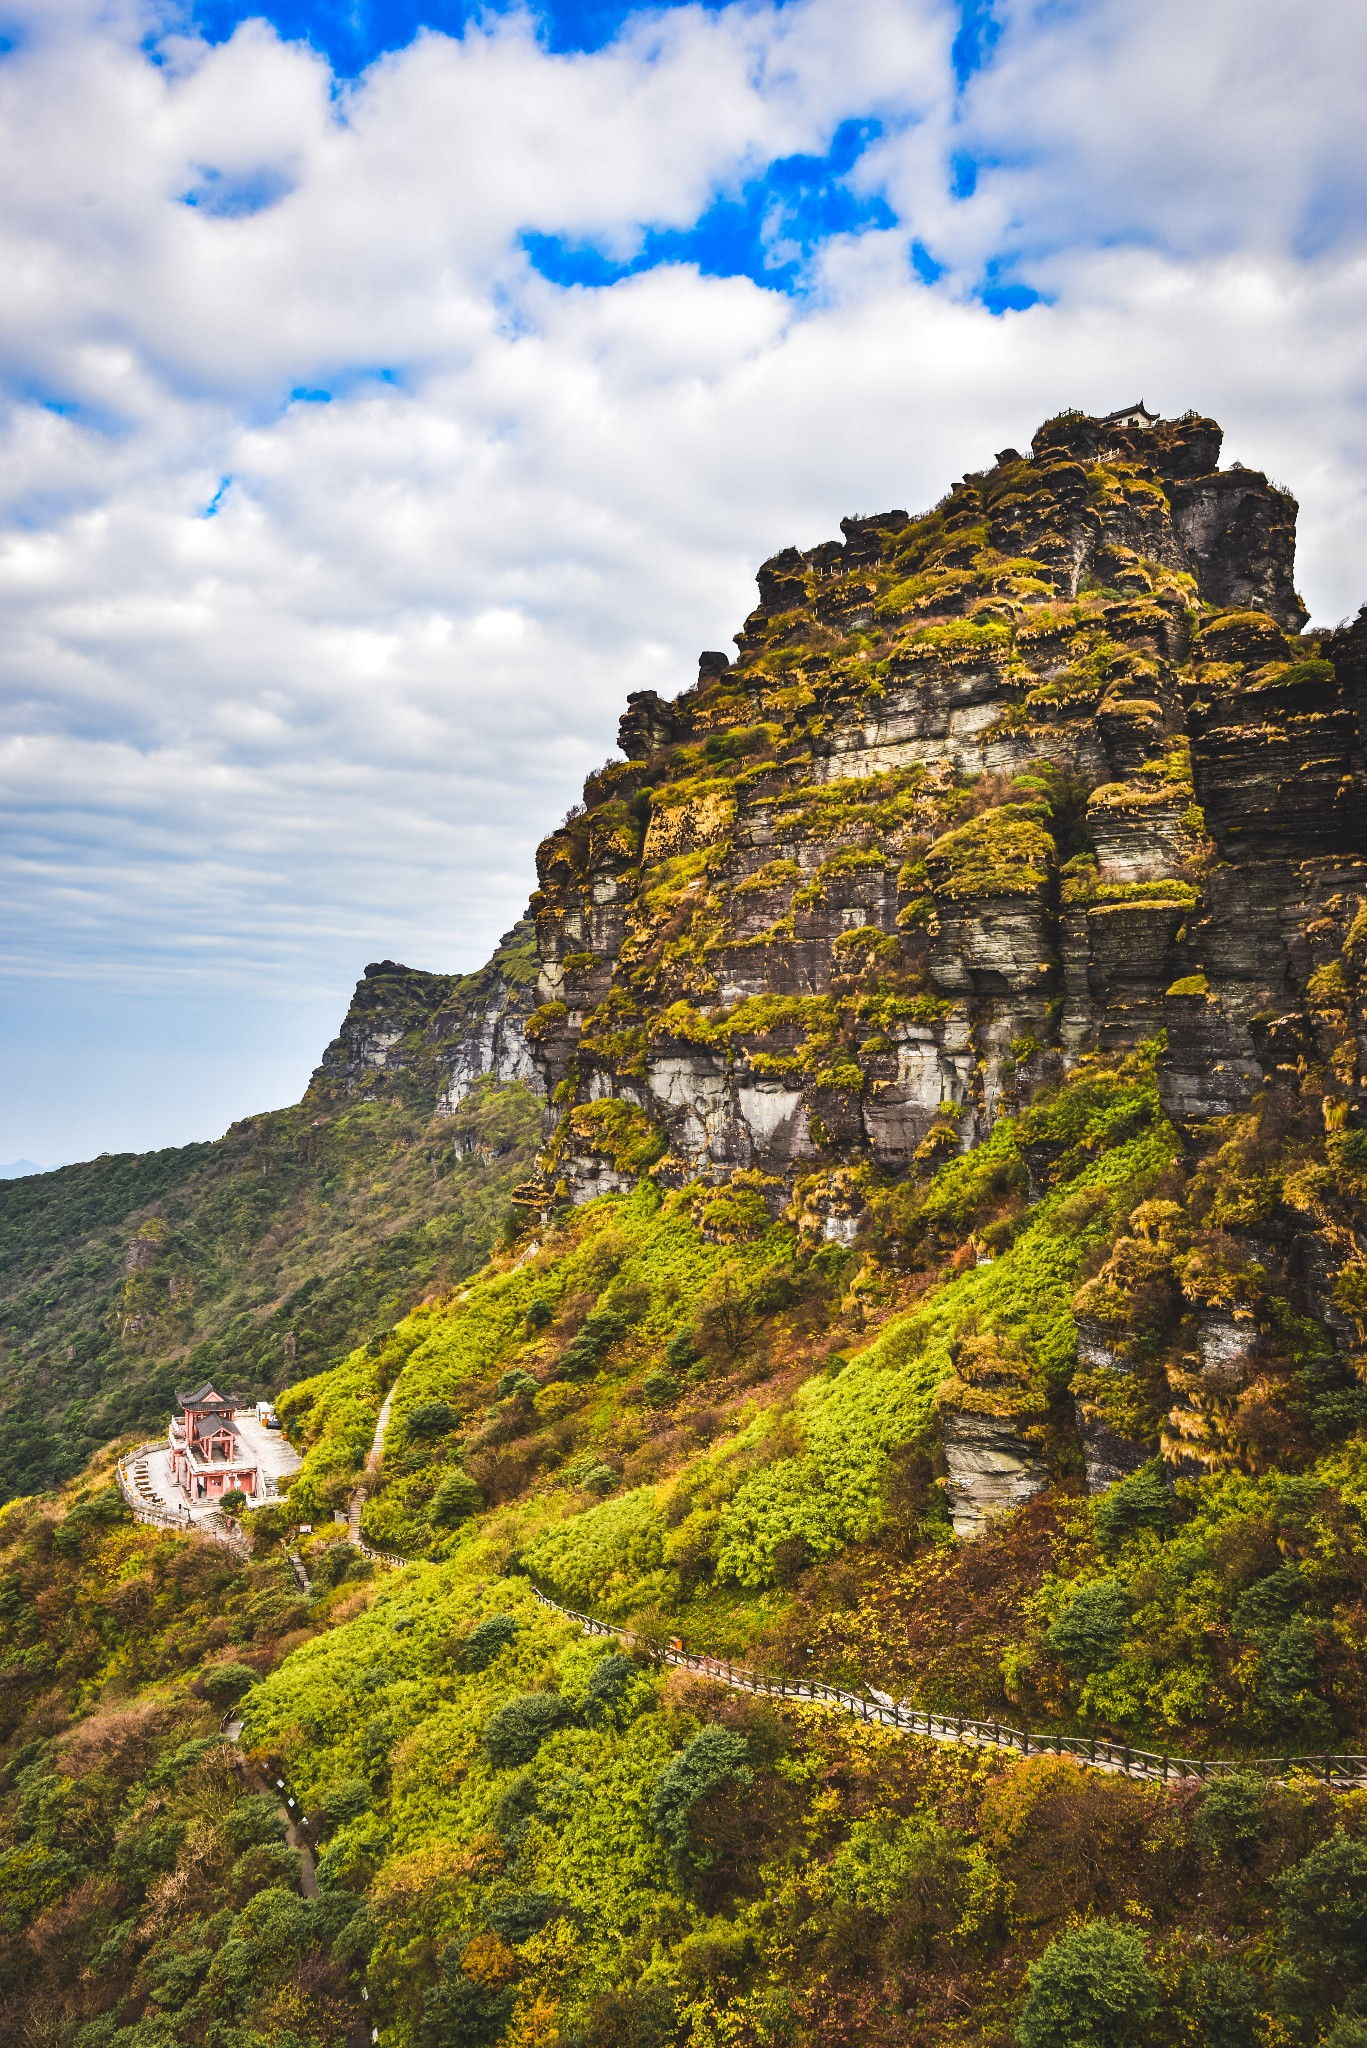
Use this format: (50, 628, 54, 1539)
(169, 1382, 259, 1501)
(1100, 400, 1159, 430)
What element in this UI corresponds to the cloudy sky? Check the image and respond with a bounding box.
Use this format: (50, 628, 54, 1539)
(3, 0, 1366, 1165)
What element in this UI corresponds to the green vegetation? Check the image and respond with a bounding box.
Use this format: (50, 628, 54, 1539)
(0, 1070, 541, 1504)
(5, 411, 1367, 2047)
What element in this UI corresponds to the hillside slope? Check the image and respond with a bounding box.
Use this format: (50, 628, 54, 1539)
(4, 406, 1367, 2048)
(0, 928, 542, 1500)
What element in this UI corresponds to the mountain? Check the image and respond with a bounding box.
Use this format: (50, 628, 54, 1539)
(0, 925, 542, 1500)
(3, 407, 1367, 2048)
(0, 1161, 44, 1180)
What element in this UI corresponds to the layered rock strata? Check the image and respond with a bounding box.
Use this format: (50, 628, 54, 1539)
(524, 409, 1362, 1208)
(324, 406, 1366, 1536)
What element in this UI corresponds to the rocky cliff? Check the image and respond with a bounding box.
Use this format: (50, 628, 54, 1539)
(309, 918, 542, 1114)
(505, 406, 1366, 1526)
(525, 409, 1361, 1197)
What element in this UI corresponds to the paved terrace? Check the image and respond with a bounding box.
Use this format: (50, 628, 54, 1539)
(124, 1412, 302, 1529)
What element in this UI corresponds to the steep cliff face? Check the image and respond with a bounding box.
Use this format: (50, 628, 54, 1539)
(513, 407, 1366, 1525)
(526, 408, 1361, 1208)
(309, 919, 543, 1113)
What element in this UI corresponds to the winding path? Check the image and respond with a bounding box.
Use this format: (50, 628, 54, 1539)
(527, 1586, 1367, 1792)
(344, 1385, 406, 1568)
(222, 1713, 317, 1898)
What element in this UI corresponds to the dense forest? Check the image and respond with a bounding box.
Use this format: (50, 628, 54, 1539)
(4, 406, 1367, 2047)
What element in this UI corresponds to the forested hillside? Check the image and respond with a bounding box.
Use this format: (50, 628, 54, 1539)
(0, 933, 542, 1501)
(4, 406, 1367, 2048)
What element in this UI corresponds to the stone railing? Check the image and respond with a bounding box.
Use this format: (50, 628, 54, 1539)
(529, 1586, 1367, 1789)
(115, 1442, 193, 1530)
(115, 1443, 248, 1554)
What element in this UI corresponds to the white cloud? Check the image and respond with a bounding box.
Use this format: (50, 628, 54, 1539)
(2, 0, 1367, 1160)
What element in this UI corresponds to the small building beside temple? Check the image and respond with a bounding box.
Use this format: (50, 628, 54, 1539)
(169, 1382, 259, 1501)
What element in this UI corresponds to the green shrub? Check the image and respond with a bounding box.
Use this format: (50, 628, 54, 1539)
(558, 1307, 629, 1381)
(497, 1369, 539, 1401)
(482, 1692, 576, 1767)
(1046, 1581, 1129, 1673)
(526, 1298, 554, 1329)
(583, 1652, 637, 1723)
(651, 1727, 752, 1872)
(1276, 1830, 1367, 1982)
(317, 1778, 372, 1832)
(1093, 1462, 1172, 1551)
(219, 1488, 248, 1516)
(52, 1486, 128, 1557)
(665, 1330, 700, 1372)
(201, 1662, 260, 1710)
(641, 1370, 678, 1407)
(1176, 1959, 1262, 2048)
(487, 1891, 559, 1942)
(221, 1794, 288, 1853)
(1017, 1920, 1159, 2048)
(405, 1400, 458, 1441)
(1193, 1774, 1269, 1865)
(431, 1469, 484, 1527)
(460, 1613, 519, 1672)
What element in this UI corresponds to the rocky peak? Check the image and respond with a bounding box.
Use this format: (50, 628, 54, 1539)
(309, 923, 543, 1112)
(510, 407, 1367, 1527)
(521, 404, 1362, 1214)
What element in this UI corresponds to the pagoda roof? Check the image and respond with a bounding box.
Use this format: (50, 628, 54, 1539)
(176, 1381, 235, 1410)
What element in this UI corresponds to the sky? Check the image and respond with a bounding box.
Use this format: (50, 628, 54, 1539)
(3, 0, 1367, 1166)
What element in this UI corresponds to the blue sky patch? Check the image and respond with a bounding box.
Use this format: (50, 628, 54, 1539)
(181, 165, 295, 218)
(951, 0, 1000, 87)
(187, 0, 734, 74)
(524, 118, 895, 295)
(202, 477, 232, 517)
(977, 256, 1047, 315)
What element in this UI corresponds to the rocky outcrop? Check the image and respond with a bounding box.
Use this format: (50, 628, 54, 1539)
(938, 1409, 1051, 1540)
(408, 403, 1365, 1539)
(519, 404, 1367, 1222)
(310, 922, 544, 1114)
(933, 1332, 1052, 1538)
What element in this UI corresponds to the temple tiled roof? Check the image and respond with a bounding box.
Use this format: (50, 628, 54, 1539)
(176, 1381, 234, 1409)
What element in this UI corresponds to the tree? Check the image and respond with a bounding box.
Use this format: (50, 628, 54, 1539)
(459, 1613, 518, 1672)
(1094, 1463, 1173, 1552)
(201, 1662, 260, 1711)
(1192, 1774, 1269, 1867)
(1276, 1830, 1367, 1991)
(482, 1691, 575, 1767)
(650, 1727, 752, 1872)
(1017, 1920, 1159, 2048)
(406, 1400, 458, 1442)
(1047, 1581, 1129, 1674)
(430, 1470, 483, 1528)
(1176, 1959, 1262, 2048)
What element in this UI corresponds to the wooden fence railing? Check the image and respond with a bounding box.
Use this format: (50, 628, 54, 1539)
(528, 1586, 1367, 1789)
